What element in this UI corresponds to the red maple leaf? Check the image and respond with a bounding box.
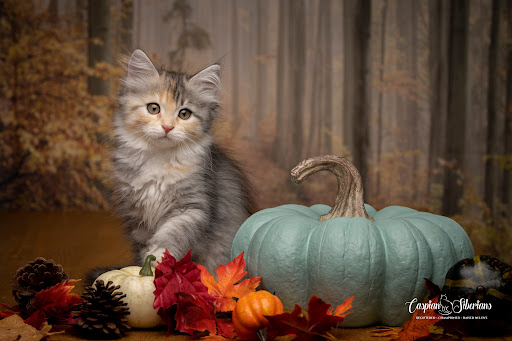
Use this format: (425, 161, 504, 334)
(392, 295, 443, 341)
(1, 280, 83, 330)
(266, 295, 353, 341)
(198, 252, 262, 312)
(26, 279, 84, 329)
(153, 249, 234, 337)
(175, 292, 217, 335)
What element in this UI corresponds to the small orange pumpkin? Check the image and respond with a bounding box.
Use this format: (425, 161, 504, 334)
(233, 291, 284, 340)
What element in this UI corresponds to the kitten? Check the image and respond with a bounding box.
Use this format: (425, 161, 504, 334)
(111, 49, 254, 273)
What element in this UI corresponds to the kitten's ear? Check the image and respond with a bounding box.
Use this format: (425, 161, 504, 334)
(189, 64, 221, 103)
(123, 49, 159, 89)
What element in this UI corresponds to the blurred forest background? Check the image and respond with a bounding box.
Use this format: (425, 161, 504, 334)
(0, 0, 511, 262)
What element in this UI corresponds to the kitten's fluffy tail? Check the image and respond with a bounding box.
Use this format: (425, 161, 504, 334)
(84, 265, 129, 286)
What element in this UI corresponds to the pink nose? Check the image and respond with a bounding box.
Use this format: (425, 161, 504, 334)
(162, 125, 174, 135)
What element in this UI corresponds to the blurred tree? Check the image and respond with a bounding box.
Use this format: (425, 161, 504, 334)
(428, 0, 449, 194)
(120, 0, 133, 52)
(442, 0, 469, 216)
(252, 0, 267, 141)
(272, 0, 305, 170)
(164, 0, 211, 70)
(375, 0, 388, 196)
(307, 0, 332, 158)
(485, 0, 512, 221)
(88, 0, 111, 95)
(0, 0, 118, 210)
(231, 0, 240, 135)
(343, 0, 371, 197)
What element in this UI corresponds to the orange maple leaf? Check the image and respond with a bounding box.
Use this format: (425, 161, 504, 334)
(392, 295, 443, 341)
(330, 296, 354, 318)
(198, 252, 262, 312)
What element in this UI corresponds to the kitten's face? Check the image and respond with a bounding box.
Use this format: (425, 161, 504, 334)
(116, 50, 220, 149)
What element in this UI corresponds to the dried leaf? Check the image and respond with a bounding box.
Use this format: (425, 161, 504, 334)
(175, 292, 217, 335)
(0, 315, 64, 340)
(199, 252, 262, 312)
(24, 310, 47, 331)
(216, 319, 236, 339)
(266, 295, 350, 341)
(28, 279, 84, 327)
(392, 296, 443, 341)
(329, 296, 354, 318)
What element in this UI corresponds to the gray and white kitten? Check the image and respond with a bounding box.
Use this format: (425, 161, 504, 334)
(112, 49, 254, 273)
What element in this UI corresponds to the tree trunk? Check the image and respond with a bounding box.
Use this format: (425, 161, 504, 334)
(504, 1, 512, 213)
(442, 0, 469, 216)
(428, 0, 449, 201)
(485, 0, 512, 220)
(463, 0, 492, 218)
(375, 0, 388, 197)
(253, 0, 266, 140)
(343, 0, 371, 197)
(231, 0, 239, 136)
(272, 0, 287, 165)
(121, 0, 133, 53)
(87, 0, 111, 96)
(272, 0, 305, 170)
(322, 0, 333, 155)
(289, 0, 305, 166)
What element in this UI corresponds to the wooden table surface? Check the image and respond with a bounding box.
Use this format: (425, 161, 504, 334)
(0, 211, 510, 341)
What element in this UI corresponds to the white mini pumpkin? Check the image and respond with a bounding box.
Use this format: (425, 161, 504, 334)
(94, 255, 161, 328)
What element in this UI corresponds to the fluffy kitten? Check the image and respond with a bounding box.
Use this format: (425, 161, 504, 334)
(112, 49, 254, 273)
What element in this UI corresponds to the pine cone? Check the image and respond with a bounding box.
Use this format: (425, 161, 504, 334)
(75, 280, 131, 339)
(12, 257, 69, 312)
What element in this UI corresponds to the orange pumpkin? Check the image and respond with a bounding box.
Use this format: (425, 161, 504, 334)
(233, 291, 284, 340)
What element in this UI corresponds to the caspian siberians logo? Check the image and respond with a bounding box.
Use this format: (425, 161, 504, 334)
(405, 294, 493, 319)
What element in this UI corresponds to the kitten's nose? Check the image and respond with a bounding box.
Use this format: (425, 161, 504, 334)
(162, 125, 174, 135)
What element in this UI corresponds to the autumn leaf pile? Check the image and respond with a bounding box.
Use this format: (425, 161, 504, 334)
(0, 252, 450, 341)
(152, 249, 355, 341)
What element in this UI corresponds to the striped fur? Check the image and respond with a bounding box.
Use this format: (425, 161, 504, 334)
(112, 50, 254, 273)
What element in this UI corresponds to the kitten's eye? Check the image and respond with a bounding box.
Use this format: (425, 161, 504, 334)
(178, 108, 192, 120)
(147, 103, 160, 114)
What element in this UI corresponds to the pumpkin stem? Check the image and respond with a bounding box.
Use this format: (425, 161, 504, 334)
(290, 155, 373, 222)
(139, 254, 156, 276)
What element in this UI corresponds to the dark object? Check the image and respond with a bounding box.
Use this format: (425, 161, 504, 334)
(12, 257, 69, 313)
(442, 255, 512, 335)
(75, 280, 131, 339)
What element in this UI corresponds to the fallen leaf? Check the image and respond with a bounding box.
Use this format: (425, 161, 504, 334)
(0, 314, 64, 341)
(329, 296, 354, 318)
(23, 310, 47, 331)
(199, 252, 262, 312)
(175, 292, 217, 335)
(26, 279, 84, 329)
(153, 249, 218, 336)
(216, 319, 236, 339)
(266, 295, 350, 341)
(392, 295, 443, 341)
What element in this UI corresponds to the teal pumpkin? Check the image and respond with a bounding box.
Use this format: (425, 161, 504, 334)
(231, 156, 474, 327)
